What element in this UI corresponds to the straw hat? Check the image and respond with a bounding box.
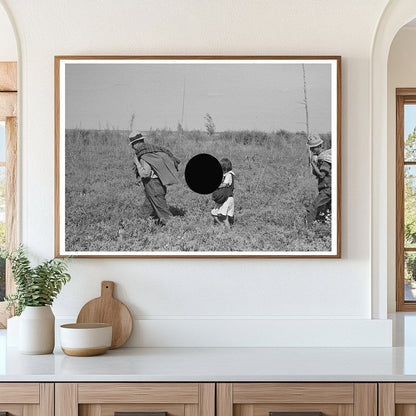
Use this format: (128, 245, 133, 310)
(129, 130, 145, 146)
(307, 134, 323, 148)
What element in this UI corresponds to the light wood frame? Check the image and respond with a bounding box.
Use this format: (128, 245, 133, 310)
(0, 383, 53, 415)
(55, 56, 341, 258)
(217, 383, 376, 416)
(55, 382, 215, 416)
(396, 88, 416, 311)
(0, 62, 17, 327)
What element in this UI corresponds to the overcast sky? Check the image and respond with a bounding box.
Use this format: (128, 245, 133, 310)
(65, 61, 332, 133)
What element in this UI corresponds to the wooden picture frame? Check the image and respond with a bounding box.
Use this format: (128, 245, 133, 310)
(55, 56, 341, 258)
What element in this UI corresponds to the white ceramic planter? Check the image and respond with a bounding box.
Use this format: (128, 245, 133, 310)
(19, 306, 55, 354)
(6, 315, 20, 347)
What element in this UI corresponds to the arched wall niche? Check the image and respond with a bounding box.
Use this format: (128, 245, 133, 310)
(372, 0, 416, 318)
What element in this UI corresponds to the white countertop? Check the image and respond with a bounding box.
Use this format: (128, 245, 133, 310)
(2, 346, 416, 382)
(2, 313, 416, 382)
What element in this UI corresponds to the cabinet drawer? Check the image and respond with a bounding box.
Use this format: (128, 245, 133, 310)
(379, 383, 416, 415)
(0, 383, 53, 415)
(56, 383, 215, 416)
(217, 383, 376, 416)
(78, 383, 200, 404)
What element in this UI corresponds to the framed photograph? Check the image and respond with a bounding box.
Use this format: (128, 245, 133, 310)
(55, 56, 341, 258)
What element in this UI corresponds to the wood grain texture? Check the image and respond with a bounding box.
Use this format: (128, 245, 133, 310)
(5, 116, 17, 293)
(354, 383, 377, 416)
(0, 405, 24, 416)
(55, 383, 78, 416)
(337, 404, 354, 416)
(62, 346, 109, 357)
(0, 62, 17, 91)
(0, 383, 39, 403)
(0, 116, 17, 327)
(395, 383, 416, 403)
(232, 383, 354, 404)
(23, 403, 38, 416)
(237, 405, 254, 416)
(79, 404, 101, 416)
(0, 403, 26, 416)
(395, 89, 416, 311)
(252, 404, 338, 416)
(0, 92, 16, 120)
(39, 383, 54, 416)
(379, 383, 395, 416)
(78, 383, 199, 404)
(397, 88, 416, 96)
(199, 384, 215, 416)
(185, 403, 199, 416)
(336, 55, 342, 258)
(76, 281, 133, 348)
(396, 404, 416, 416)
(54, 56, 61, 258)
(216, 384, 233, 416)
(397, 93, 406, 311)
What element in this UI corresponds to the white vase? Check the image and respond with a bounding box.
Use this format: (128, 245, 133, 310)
(19, 306, 55, 354)
(6, 315, 20, 347)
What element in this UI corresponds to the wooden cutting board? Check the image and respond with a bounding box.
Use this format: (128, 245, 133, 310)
(76, 281, 133, 349)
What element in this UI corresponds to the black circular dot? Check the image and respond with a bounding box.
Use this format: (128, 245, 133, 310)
(184, 153, 223, 194)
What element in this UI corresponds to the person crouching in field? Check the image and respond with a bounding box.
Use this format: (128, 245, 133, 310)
(306, 134, 332, 225)
(130, 130, 180, 226)
(211, 158, 235, 229)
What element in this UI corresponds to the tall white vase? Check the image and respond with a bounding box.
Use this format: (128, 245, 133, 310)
(19, 306, 55, 354)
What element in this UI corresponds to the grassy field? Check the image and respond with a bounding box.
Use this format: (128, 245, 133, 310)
(64, 128, 332, 253)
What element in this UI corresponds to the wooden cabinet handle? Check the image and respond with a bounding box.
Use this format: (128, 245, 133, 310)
(115, 412, 168, 416)
(269, 413, 323, 416)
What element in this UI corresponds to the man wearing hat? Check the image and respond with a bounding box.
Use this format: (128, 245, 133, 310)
(129, 130, 180, 225)
(306, 133, 332, 225)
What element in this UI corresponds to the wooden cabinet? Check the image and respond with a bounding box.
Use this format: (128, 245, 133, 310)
(0, 380, 410, 416)
(217, 383, 377, 416)
(55, 383, 215, 416)
(379, 383, 416, 416)
(0, 383, 53, 416)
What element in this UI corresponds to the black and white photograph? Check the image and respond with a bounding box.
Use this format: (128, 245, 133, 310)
(55, 56, 341, 257)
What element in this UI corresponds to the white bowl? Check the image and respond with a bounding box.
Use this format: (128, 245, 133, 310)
(60, 323, 112, 356)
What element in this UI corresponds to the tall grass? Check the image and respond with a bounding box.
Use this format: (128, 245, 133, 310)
(64, 128, 331, 252)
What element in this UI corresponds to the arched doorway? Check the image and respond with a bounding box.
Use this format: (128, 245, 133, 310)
(371, 1, 416, 318)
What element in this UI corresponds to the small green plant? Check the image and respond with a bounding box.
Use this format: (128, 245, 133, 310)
(3, 246, 71, 316)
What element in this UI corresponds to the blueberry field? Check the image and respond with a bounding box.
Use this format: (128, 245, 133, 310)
(64, 128, 332, 253)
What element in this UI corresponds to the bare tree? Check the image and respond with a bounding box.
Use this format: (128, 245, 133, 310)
(302, 64, 310, 137)
(129, 113, 135, 131)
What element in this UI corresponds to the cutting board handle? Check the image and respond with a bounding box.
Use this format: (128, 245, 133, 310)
(101, 281, 115, 298)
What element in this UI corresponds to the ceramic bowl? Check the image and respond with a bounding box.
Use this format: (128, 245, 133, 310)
(60, 323, 112, 356)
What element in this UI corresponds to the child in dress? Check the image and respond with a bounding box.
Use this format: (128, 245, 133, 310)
(211, 158, 235, 229)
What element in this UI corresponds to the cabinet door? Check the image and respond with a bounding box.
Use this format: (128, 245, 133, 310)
(379, 383, 416, 416)
(55, 383, 215, 416)
(0, 383, 53, 416)
(217, 383, 377, 416)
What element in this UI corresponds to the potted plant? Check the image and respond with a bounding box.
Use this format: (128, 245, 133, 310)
(4, 246, 71, 354)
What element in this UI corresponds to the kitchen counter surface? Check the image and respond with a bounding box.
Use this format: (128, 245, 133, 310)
(2, 313, 416, 382)
(2, 345, 416, 382)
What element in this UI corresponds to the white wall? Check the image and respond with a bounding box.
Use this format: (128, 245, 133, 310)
(0, 0, 393, 347)
(0, 3, 16, 61)
(387, 26, 416, 312)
